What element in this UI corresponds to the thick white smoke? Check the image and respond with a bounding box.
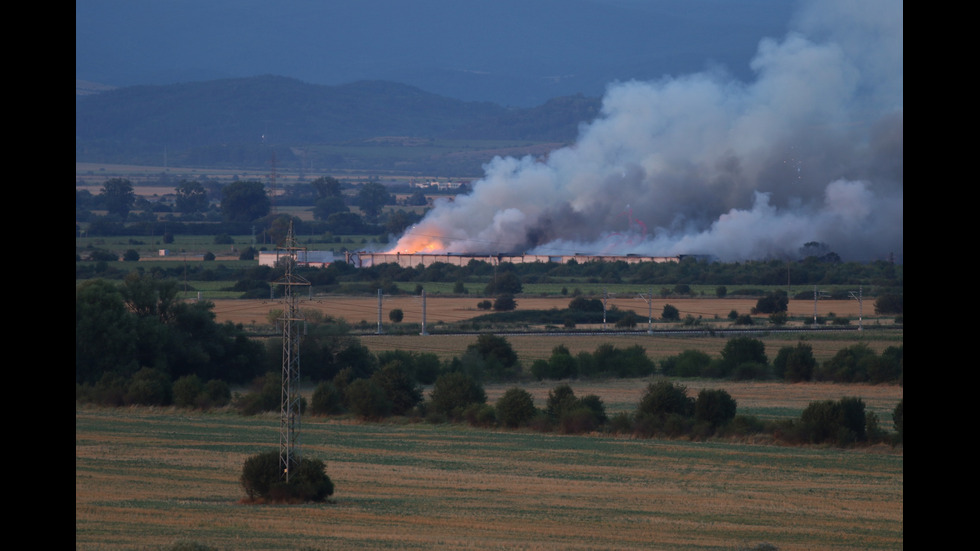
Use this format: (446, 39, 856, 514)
(390, 0, 902, 262)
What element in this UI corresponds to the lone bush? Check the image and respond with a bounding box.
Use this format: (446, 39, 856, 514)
(240, 450, 334, 503)
(661, 304, 680, 321)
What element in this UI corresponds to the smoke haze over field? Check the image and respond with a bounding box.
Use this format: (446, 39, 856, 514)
(389, 0, 902, 262)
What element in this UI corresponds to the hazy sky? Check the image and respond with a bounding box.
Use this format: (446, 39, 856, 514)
(76, 0, 798, 107)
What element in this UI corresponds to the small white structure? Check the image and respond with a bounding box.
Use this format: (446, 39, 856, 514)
(158, 249, 169, 256)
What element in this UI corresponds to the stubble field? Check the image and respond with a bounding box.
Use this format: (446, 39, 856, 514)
(211, 296, 899, 367)
(210, 296, 870, 329)
(76, 391, 903, 551)
(77, 296, 902, 550)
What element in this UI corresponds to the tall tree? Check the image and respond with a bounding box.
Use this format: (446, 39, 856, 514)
(101, 178, 135, 218)
(221, 180, 270, 223)
(175, 180, 208, 213)
(311, 176, 343, 199)
(357, 181, 392, 219)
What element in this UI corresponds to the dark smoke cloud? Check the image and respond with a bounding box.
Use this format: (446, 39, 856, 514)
(390, 0, 902, 262)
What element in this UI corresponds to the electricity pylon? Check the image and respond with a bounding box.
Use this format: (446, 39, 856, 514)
(275, 222, 310, 481)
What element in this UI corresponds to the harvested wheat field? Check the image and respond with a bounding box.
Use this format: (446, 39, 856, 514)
(76, 402, 902, 551)
(479, 379, 903, 422)
(210, 296, 876, 328)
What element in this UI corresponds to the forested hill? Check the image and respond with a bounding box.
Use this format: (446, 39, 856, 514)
(75, 75, 601, 168)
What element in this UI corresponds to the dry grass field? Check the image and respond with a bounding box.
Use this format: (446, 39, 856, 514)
(78, 296, 902, 550)
(76, 391, 903, 551)
(211, 296, 900, 368)
(210, 297, 872, 329)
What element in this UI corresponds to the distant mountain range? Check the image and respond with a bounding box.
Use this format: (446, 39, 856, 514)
(76, 1, 796, 107)
(75, 75, 601, 174)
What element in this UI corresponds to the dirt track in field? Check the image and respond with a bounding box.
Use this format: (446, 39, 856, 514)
(209, 296, 871, 327)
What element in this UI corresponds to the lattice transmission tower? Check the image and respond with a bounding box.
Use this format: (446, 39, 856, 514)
(274, 222, 310, 481)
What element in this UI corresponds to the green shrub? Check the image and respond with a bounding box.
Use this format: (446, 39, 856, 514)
(799, 397, 867, 446)
(310, 381, 345, 415)
(773, 343, 816, 382)
(635, 381, 695, 437)
(344, 378, 392, 419)
(492, 294, 517, 311)
(720, 414, 766, 437)
(615, 311, 638, 328)
(731, 361, 771, 380)
(661, 349, 711, 377)
(694, 388, 738, 430)
(371, 361, 422, 415)
(125, 367, 172, 406)
(529, 359, 551, 381)
(495, 387, 537, 428)
(751, 290, 788, 314)
(874, 293, 903, 314)
(240, 450, 280, 500)
(463, 403, 497, 427)
(734, 314, 754, 325)
(203, 379, 231, 408)
(576, 394, 608, 425)
(608, 411, 633, 435)
(720, 337, 768, 377)
(816, 343, 876, 382)
(560, 406, 600, 434)
(240, 450, 334, 503)
(234, 372, 280, 415)
(429, 372, 486, 419)
(173, 375, 205, 408)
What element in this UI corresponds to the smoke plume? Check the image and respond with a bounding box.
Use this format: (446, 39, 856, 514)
(389, 0, 902, 262)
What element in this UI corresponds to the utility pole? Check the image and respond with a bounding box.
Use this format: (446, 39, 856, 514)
(849, 285, 864, 331)
(274, 222, 309, 482)
(376, 288, 385, 335)
(419, 289, 429, 336)
(813, 285, 818, 325)
(602, 288, 609, 330)
(638, 287, 655, 334)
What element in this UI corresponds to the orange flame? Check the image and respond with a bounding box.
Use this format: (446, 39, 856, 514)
(384, 232, 447, 254)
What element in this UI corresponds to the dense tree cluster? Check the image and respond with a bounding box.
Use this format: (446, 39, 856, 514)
(76, 274, 265, 405)
(657, 338, 902, 384)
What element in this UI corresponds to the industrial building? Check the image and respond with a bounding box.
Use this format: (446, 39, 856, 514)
(344, 251, 681, 268)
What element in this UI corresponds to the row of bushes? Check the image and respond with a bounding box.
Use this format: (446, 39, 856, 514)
(76, 368, 232, 409)
(655, 339, 900, 384)
(78, 334, 901, 411)
(302, 372, 903, 448)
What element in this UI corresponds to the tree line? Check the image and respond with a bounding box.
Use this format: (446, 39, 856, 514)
(77, 273, 902, 450)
